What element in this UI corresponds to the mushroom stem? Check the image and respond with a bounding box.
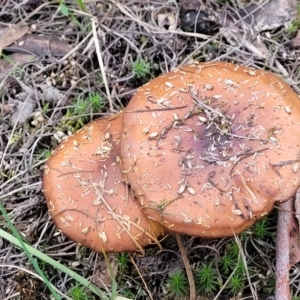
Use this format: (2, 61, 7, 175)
(175, 233, 196, 300)
(275, 199, 293, 300)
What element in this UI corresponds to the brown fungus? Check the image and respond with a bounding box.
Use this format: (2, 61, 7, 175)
(43, 113, 165, 253)
(121, 61, 300, 237)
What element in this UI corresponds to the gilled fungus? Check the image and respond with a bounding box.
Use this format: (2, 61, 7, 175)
(121, 61, 300, 237)
(43, 113, 164, 253)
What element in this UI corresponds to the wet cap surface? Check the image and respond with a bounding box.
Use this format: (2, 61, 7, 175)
(43, 113, 164, 253)
(121, 61, 300, 237)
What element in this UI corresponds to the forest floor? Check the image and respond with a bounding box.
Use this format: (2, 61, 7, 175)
(1, 0, 300, 299)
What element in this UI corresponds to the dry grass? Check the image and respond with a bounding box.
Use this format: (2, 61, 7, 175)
(1, 0, 300, 299)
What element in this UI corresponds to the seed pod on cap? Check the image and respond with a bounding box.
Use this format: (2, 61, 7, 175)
(121, 61, 300, 238)
(43, 113, 165, 253)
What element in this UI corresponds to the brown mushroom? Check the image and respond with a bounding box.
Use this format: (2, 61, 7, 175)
(121, 61, 300, 237)
(43, 113, 164, 253)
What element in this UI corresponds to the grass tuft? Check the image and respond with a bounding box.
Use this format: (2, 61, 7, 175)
(166, 270, 189, 299)
(195, 261, 219, 295)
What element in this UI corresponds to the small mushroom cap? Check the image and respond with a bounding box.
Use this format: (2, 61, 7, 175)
(121, 61, 300, 237)
(43, 114, 164, 253)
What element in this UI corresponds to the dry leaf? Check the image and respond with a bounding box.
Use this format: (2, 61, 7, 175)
(10, 98, 35, 126)
(0, 25, 29, 54)
(92, 255, 118, 289)
(6, 34, 72, 57)
(40, 85, 63, 104)
(0, 53, 36, 75)
(237, 0, 297, 32)
(9, 81, 36, 126)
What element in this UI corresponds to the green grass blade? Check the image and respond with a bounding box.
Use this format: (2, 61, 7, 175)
(0, 203, 61, 299)
(0, 227, 110, 299)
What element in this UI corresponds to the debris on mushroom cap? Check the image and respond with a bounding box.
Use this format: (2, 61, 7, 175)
(43, 113, 165, 253)
(121, 61, 300, 238)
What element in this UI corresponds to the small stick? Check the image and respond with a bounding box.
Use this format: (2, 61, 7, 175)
(175, 233, 196, 300)
(129, 254, 154, 300)
(91, 17, 114, 112)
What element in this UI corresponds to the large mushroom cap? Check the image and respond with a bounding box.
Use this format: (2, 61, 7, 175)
(121, 61, 300, 237)
(43, 114, 164, 253)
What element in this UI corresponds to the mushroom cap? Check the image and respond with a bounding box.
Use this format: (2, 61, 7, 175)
(43, 113, 164, 253)
(121, 61, 300, 237)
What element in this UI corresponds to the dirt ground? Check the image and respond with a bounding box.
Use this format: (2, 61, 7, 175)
(1, 0, 300, 299)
